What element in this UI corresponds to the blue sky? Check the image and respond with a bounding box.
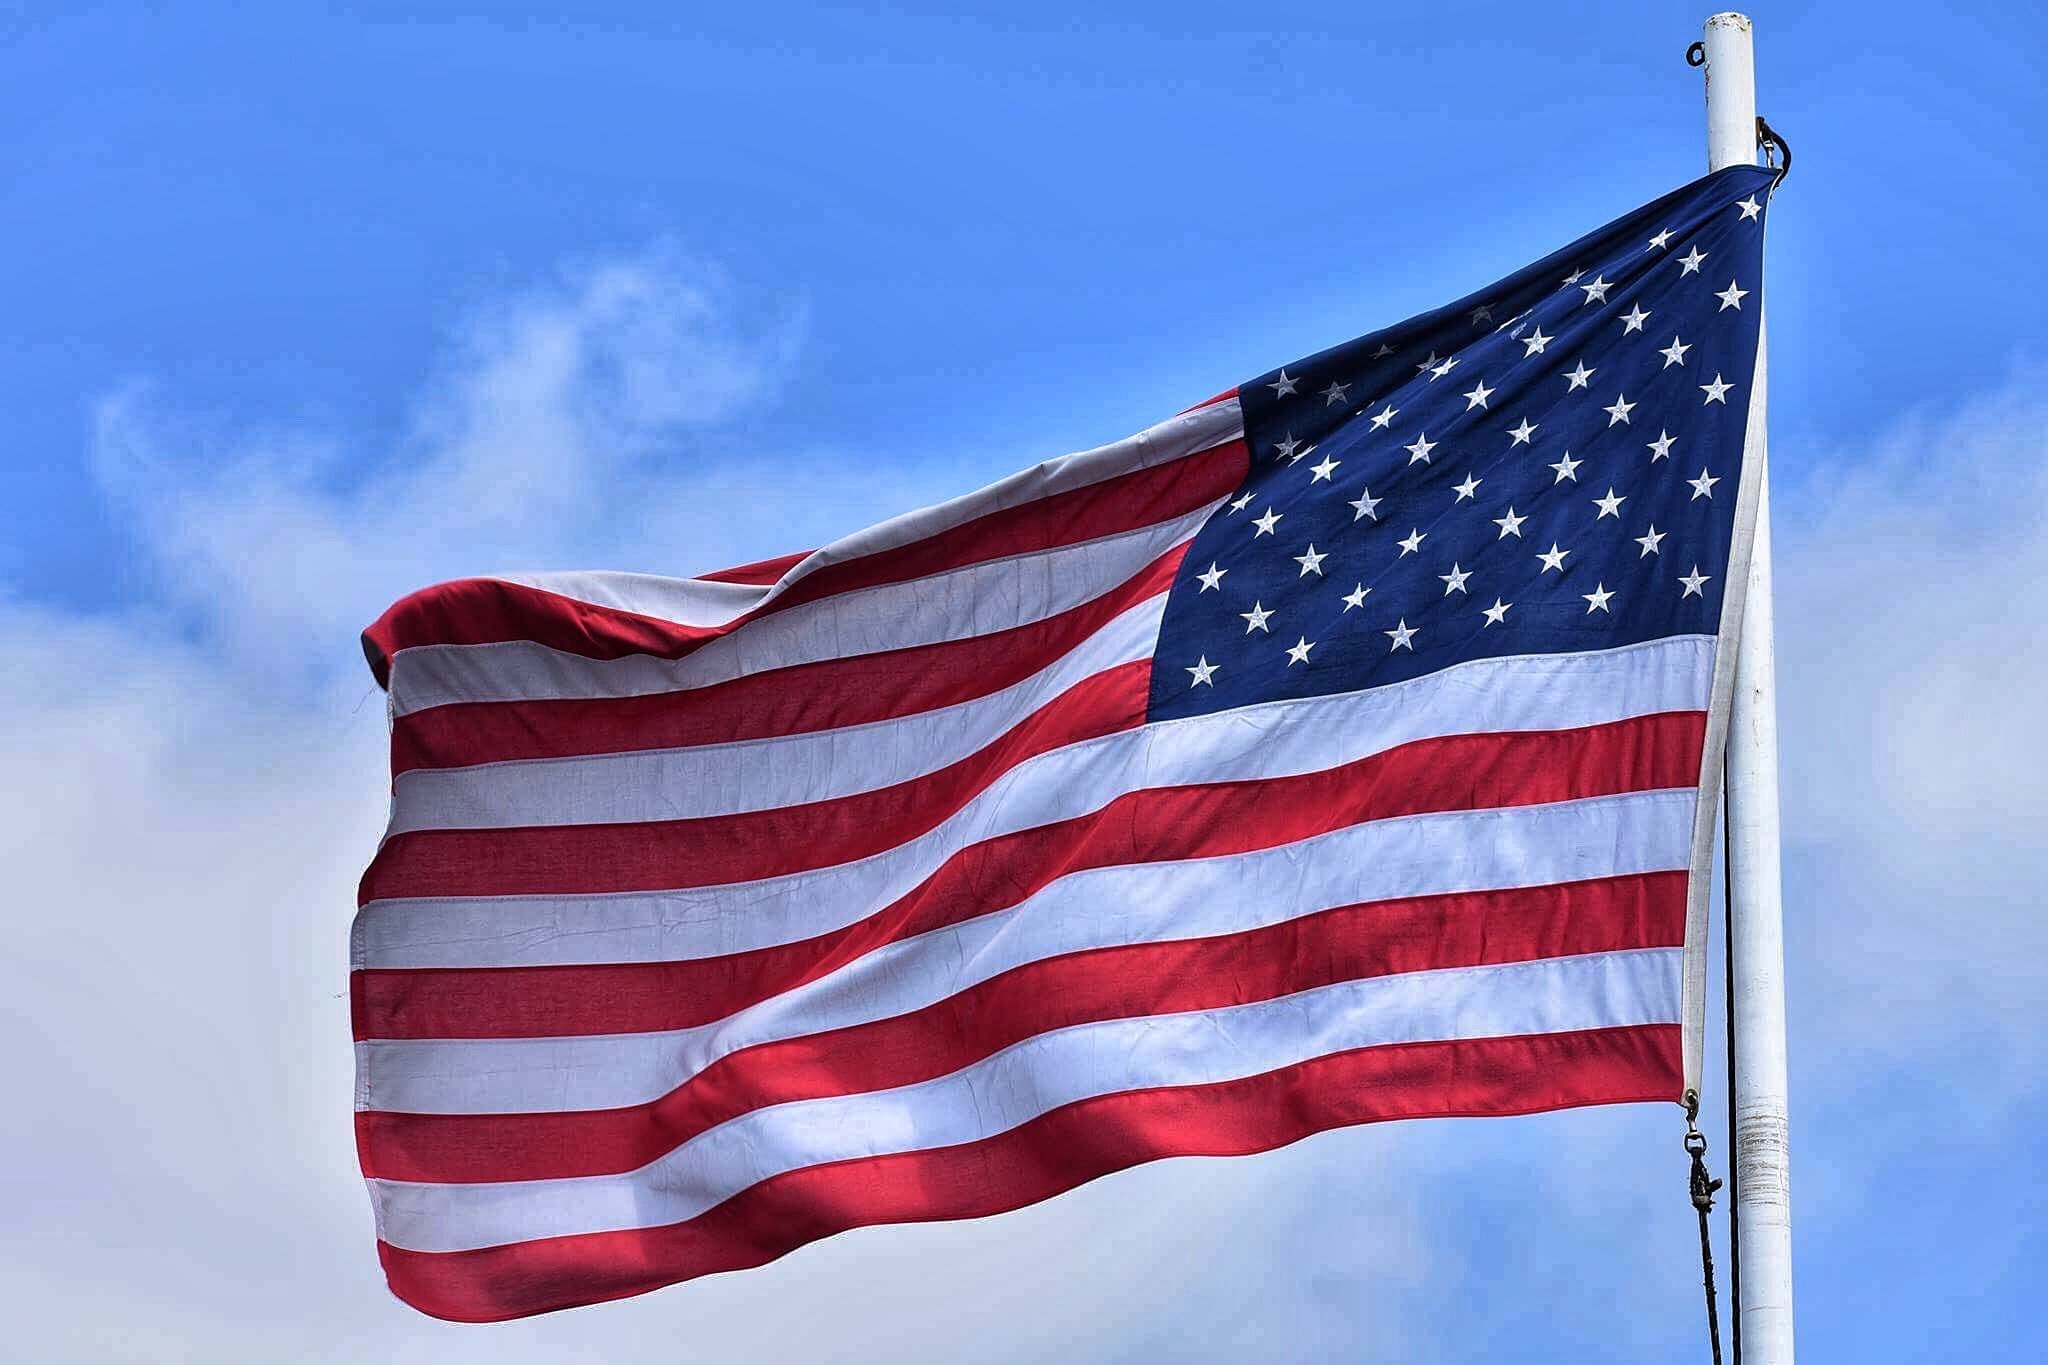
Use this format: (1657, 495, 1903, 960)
(2, 3, 2043, 1360)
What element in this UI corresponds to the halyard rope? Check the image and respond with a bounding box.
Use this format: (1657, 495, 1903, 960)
(1684, 1089, 1727, 1365)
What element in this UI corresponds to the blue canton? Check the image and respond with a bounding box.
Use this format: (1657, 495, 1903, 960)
(1149, 165, 1774, 721)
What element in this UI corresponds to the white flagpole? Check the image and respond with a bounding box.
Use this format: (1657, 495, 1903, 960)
(1702, 12, 1795, 1363)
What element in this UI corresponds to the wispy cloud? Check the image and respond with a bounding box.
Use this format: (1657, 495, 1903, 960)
(84, 244, 807, 673)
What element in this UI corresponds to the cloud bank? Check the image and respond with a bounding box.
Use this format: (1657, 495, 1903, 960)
(2, 248, 2040, 1360)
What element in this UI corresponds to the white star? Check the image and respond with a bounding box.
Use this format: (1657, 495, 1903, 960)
(1482, 597, 1512, 626)
(1368, 403, 1399, 430)
(1493, 507, 1527, 539)
(1648, 227, 1675, 250)
(1593, 487, 1626, 519)
(1647, 429, 1677, 462)
(1579, 274, 1612, 304)
(1701, 373, 1733, 404)
(1397, 528, 1427, 556)
(1522, 326, 1554, 356)
(1562, 267, 1585, 286)
(1252, 507, 1282, 536)
(1404, 432, 1437, 465)
(1186, 656, 1218, 687)
(1228, 490, 1256, 513)
(1738, 195, 1763, 221)
(1196, 561, 1227, 591)
(1636, 525, 1666, 557)
(1452, 472, 1483, 502)
(1273, 434, 1302, 461)
(1689, 468, 1721, 500)
(1565, 360, 1596, 391)
(1268, 369, 1299, 397)
(1661, 335, 1692, 368)
(1680, 565, 1713, 597)
(1415, 351, 1440, 375)
(1385, 619, 1418, 651)
(1462, 379, 1494, 410)
(1240, 601, 1273, 634)
(1372, 341, 1396, 358)
(1308, 453, 1340, 482)
(1583, 582, 1615, 613)
(1604, 393, 1637, 426)
(1349, 487, 1383, 522)
(1470, 304, 1493, 325)
(1549, 451, 1583, 483)
(1537, 542, 1571, 573)
(1321, 379, 1351, 406)
(1507, 417, 1538, 446)
(1294, 544, 1328, 577)
(1621, 304, 1651, 334)
(1285, 636, 1315, 666)
(1439, 563, 1472, 595)
(1341, 582, 1370, 611)
(1430, 355, 1459, 379)
(1717, 279, 1749, 311)
(1679, 245, 1708, 275)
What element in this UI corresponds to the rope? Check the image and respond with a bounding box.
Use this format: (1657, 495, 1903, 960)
(1683, 1089, 1726, 1365)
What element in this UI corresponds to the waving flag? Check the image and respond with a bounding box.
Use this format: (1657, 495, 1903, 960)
(355, 164, 1773, 1320)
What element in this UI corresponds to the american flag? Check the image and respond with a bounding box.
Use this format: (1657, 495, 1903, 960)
(354, 164, 1773, 1320)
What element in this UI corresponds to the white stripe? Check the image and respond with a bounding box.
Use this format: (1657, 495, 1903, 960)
(489, 570, 763, 628)
(387, 508, 1212, 718)
(369, 946, 1680, 1251)
(357, 787, 1694, 1114)
(489, 399, 1244, 629)
(355, 636, 1714, 975)
(386, 594, 1168, 834)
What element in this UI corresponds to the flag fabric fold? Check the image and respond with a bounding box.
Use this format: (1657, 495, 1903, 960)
(355, 164, 1773, 1320)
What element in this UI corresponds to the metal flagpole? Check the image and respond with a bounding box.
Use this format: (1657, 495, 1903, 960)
(1701, 12, 1795, 1363)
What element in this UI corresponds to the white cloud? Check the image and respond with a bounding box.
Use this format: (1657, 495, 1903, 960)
(0, 244, 1308, 1362)
(3, 239, 2041, 1359)
(1778, 363, 2048, 846)
(1773, 361, 2048, 1067)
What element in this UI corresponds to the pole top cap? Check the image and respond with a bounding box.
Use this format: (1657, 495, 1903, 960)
(1705, 11, 1752, 32)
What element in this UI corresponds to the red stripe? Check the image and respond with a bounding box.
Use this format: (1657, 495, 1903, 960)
(389, 545, 1185, 775)
(354, 711, 1704, 1036)
(359, 659, 1157, 904)
(375, 1022, 1680, 1322)
(1180, 386, 1240, 413)
(362, 440, 1246, 680)
(696, 550, 809, 585)
(358, 871, 1683, 1184)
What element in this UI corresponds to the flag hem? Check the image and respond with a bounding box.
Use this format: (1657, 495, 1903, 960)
(1681, 280, 1771, 1094)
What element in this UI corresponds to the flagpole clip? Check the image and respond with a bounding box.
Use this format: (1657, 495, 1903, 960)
(1757, 115, 1792, 186)
(1683, 1091, 1724, 1213)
